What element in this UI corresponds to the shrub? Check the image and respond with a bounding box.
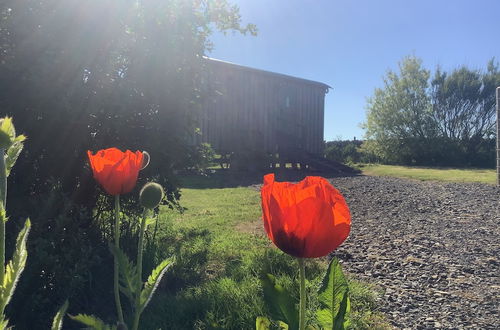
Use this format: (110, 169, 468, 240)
(8, 183, 113, 329)
(325, 140, 368, 164)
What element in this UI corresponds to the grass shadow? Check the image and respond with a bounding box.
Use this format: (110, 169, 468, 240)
(179, 168, 360, 189)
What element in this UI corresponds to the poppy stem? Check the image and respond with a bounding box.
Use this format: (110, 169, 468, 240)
(0, 149, 6, 284)
(132, 208, 148, 330)
(114, 195, 125, 324)
(298, 258, 306, 330)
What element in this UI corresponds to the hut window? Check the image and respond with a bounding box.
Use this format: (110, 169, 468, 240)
(285, 96, 290, 108)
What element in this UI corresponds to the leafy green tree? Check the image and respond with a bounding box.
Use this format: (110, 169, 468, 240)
(363, 56, 438, 164)
(430, 60, 500, 164)
(0, 0, 256, 203)
(363, 55, 499, 166)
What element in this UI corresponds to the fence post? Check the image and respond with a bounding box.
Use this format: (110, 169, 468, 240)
(497, 87, 500, 186)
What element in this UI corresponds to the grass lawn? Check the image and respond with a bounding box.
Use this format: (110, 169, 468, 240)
(140, 174, 390, 329)
(360, 164, 496, 185)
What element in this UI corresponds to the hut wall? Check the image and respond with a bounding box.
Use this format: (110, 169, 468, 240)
(199, 60, 328, 157)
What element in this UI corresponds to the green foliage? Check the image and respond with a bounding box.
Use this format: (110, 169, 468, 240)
(135, 176, 390, 329)
(364, 55, 436, 164)
(4, 140, 23, 178)
(230, 151, 272, 171)
(256, 316, 272, 329)
(69, 314, 116, 330)
(111, 245, 140, 305)
(2, 0, 255, 325)
(8, 184, 113, 329)
(364, 55, 499, 167)
(1, 0, 255, 215)
(429, 61, 500, 166)
(51, 300, 69, 330)
(324, 140, 372, 165)
(259, 258, 352, 330)
(183, 143, 217, 172)
(0, 117, 25, 150)
(139, 257, 174, 313)
(316, 258, 350, 330)
(261, 273, 299, 329)
(347, 280, 390, 330)
(0, 218, 30, 327)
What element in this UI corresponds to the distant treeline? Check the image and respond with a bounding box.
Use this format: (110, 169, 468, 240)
(358, 56, 499, 168)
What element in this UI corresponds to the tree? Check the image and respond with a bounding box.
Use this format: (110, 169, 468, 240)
(431, 60, 500, 164)
(363, 55, 499, 167)
(0, 0, 256, 204)
(363, 56, 438, 164)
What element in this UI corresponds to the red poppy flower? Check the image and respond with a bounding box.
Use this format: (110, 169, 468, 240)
(261, 174, 351, 258)
(87, 148, 144, 196)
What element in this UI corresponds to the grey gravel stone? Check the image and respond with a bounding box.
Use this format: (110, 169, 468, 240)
(329, 176, 499, 330)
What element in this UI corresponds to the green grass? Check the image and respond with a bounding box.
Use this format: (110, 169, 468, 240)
(140, 174, 390, 329)
(360, 164, 496, 184)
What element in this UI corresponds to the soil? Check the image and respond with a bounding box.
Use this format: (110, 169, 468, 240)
(328, 176, 500, 330)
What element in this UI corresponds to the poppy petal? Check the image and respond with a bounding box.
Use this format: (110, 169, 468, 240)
(261, 175, 351, 258)
(87, 148, 143, 195)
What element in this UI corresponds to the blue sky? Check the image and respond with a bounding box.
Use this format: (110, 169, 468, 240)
(208, 0, 500, 141)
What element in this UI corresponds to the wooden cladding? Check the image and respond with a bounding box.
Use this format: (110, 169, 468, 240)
(199, 59, 329, 157)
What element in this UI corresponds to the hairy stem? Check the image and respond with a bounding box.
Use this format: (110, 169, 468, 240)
(132, 208, 148, 330)
(0, 148, 6, 285)
(114, 195, 124, 324)
(298, 258, 306, 330)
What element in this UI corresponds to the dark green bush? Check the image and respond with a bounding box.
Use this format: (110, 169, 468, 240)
(230, 151, 272, 172)
(7, 183, 113, 329)
(182, 143, 217, 172)
(325, 140, 367, 164)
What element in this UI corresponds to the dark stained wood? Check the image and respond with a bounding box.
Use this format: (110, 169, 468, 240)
(199, 58, 330, 161)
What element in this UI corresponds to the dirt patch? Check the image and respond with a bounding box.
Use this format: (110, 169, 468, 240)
(234, 218, 266, 237)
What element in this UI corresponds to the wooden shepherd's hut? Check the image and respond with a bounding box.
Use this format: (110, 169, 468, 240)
(199, 58, 345, 171)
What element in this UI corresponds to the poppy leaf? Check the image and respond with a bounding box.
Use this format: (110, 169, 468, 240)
(5, 140, 24, 177)
(333, 290, 350, 330)
(51, 300, 69, 330)
(0, 218, 30, 314)
(109, 244, 140, 303)
(139, 257, 174, 312)
(69, 314, 116, 330)
(316, 258, 350, 329)
(261, 273, 299, 329)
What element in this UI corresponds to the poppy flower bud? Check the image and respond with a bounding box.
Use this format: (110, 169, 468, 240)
(139, 182, 164, 209)
(0, 117, 25, 149)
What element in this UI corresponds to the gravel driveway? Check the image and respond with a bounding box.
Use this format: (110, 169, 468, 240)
(329, 176, 499, 330)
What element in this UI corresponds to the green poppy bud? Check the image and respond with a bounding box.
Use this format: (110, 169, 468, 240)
(0, 117, 26, 150)
(0, 117, 15, 149)
(139, 182, 164, 209)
